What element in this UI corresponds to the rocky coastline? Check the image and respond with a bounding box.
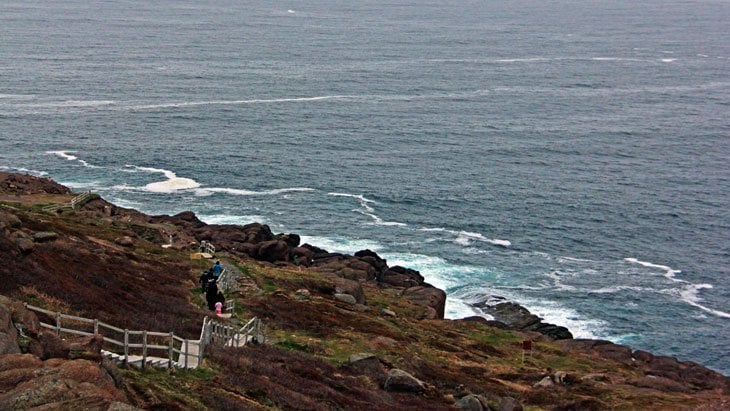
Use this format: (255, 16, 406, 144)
(1, 171, 729, 410)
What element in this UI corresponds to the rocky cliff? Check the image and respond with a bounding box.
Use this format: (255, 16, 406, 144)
(0, 172, 728, 410)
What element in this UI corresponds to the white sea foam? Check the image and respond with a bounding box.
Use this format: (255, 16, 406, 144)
(0, 166, 48, 176)
(494, 57, 549, 63)
(196, 187, 315, 196)
(543, 270, 577, 291)
(446, 298, 493, 320)
(198, 214, 269, 226)
(624, 258, 683, 282)
(24, 100, 115, 108)
(146, 178, 200, 193)
(47, 151, 101, 168)
(590, 285, 649, 294)
(328, 192, 376, 212)
(660, 58, 676, 63)
(329, 192, 406, 226)
(354, 209, 408, 227)
(106, 197, 142, 209)
(287, 9, 295, 13)
(418, 227, 447, 232)
(298, 235, 383, 254)
(0, 94, 35, 99)
(109, 184, 139, 192)
(59, 181, 101, 189)
(455, 231, 511, 247)
(455, 288, 607, 339)
(47, 150, 77, 161)
(679, 284, 730, 319)
(590, 57, 645, 62)
(129, 95, 349, 110)
(558, 256, 596, 263)
(123, 165, 200, 193)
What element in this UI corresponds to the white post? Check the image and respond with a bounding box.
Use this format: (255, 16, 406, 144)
(184, 339, 189, 369)
(142, 331, 148, 369)
(168, 332, 174, 369)
(124, 329, 129, 364)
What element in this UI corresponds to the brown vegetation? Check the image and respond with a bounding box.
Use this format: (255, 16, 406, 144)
(1, 172, 728, 410)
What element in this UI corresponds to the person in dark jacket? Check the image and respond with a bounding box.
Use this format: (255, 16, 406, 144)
(206, 280, 218, 311)
(199, 271, 209, 293)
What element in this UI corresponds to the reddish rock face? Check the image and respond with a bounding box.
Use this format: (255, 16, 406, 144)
(0, 354, 126, 409)
(257, 240, 290, 263)
(401, 285, 447, 319)
(378, 266, 424, 288)
(0, 173, 71, 195)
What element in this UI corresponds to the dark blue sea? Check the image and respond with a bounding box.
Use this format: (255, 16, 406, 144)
(1, 0, 728, 374)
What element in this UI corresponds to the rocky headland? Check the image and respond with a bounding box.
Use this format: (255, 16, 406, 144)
(1, 171, 728, 410)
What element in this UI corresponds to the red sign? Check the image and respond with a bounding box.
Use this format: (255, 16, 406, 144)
(522, 340, 532, 351)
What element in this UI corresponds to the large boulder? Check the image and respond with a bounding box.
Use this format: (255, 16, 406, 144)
(383, 368, 425, 393)
(0, 301, 20, 355)
(402, 285, 447, 319)
(275, 233, 300, 248)
(344, 353, 387, 385)
(332, 277, 366, 305)
(378, 266, 424, 288)
(291, 247, 314, 266)
(354, 249, 388, 274)
(0, 355, 127, 409)
(475, 300, 573, 340)
(151, 210, 206, 230)
(0, 297, 41, 355)
(312, 255, 377, 281)
(456, 394, 484, 411)
(257, 240, 290, 263)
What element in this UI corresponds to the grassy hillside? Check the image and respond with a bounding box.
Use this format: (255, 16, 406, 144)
(1, 172, 728, 410)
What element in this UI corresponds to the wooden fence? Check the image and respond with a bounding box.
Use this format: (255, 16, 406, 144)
(199, 240, 216, 255)
(24, 304, 262, 369)
(42, 191, 94, 212)
(24, 304, 214, 369)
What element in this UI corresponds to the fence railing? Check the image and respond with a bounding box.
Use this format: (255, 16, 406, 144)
(199, 240, 216, 255)
(217, 268, 236, 291)
(24, 303, 211, 369)
(42, 191, 93, 212)
(23, 304, 262, 369)
(206, 316, 263, 348)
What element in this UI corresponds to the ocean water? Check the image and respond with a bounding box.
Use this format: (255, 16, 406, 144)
(1, 0, 728, 373)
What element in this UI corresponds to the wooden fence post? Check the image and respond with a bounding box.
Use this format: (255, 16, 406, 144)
(93, 319, 99, 336)
(55, 312, 61, 336)
(184, 339, 189, 369)
(124, 329, 129, 364)
(142, 331, 148, 369)
(168, 332, 174, 369)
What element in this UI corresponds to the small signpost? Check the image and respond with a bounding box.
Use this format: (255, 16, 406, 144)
(522, 340, 533, 363)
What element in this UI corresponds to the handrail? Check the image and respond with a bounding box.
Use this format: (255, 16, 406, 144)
(23, 300, 263, 370)
(199, 240, 216, 255)
(23, 303, 206, 369)
(42, 191, 93, 212)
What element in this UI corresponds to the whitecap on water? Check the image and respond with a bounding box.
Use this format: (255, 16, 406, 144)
(298, 235, 383, 255)
(624, 257, 683, 282)
(47, 150, 77, 161)
(0, 166, 48, 176)
(199, 214, 269, 226)
(678, 284, 730, 319)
